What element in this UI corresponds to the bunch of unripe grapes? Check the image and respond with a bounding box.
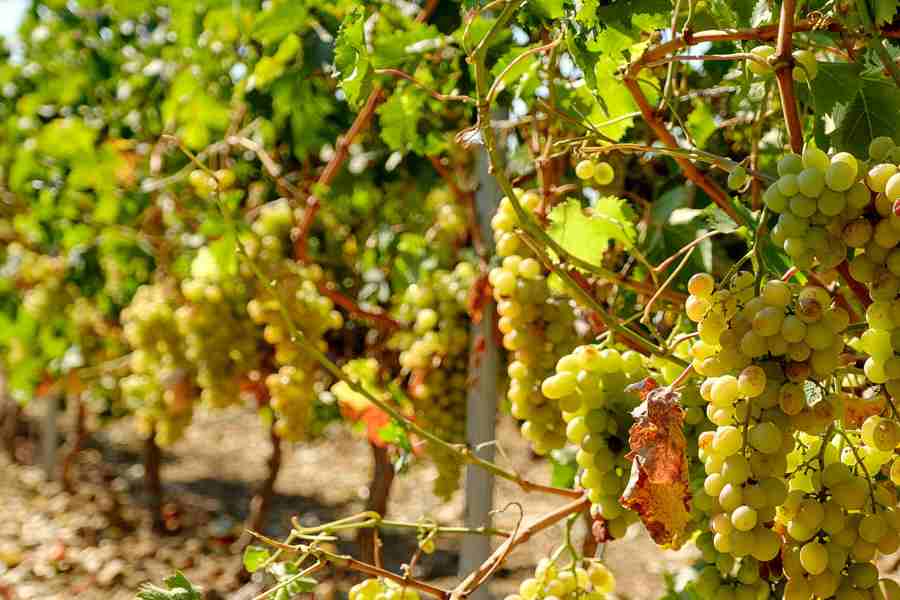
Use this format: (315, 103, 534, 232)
(188, 167, 236, 197)
(121, 283, 194, 446)
(747, 45, 818, 82)
(541, 345, 645, 539)
(504, 557, 615, 600)
(689, 272, 848, 384)
(764, 145, 869, 270)
(249, 198, 295, 262)
(490, 190, 580, 455)
(843, 136, 900, 391)
(574, 159, 615, 186)
(244, 195, 344, 440)
(776, 432, 900, 600)
(6, 243, 70, 320)
(425, 187, 468, 243)
(389, 262, 476, 498)
(175, 249, 259, 409)
(349, 578, 420, 600)
(247, 255, 343, 441)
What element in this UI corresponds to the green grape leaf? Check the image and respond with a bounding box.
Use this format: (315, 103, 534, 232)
(874, 0, 900, 26)
(587, 56, 657, 140)
(334, 8, 373, 108)
(632, 12, 669, 31)
(831, 76, 900, 156)
(491, 47, 540, 93)
(750, 0, 773, 26)
(685, 100, 716, 149)
(135, 572, 202, 600)
(590, 26, 634, 58)
(378, 419, 413, 453)
(251, 2, 309, 44)
(575, 0, 600, 27)
(547, 197, 636, 265)
(372, 24, 441, 69)
(377, 88, 427, 153)
(531, 0, 565, 19)
(809, 62, 863, 117)
(550, 448, 578, 489)
(242, 546, 271, 573)
(596, 0, 669, 29)
(706, 0, 740, 28)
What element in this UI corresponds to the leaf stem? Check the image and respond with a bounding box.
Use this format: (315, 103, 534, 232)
(774, 0, 803, 154)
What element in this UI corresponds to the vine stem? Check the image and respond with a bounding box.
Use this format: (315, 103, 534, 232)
(578, 142, 773, 184)
(293, 0, 440, 261)
(632, 21, 900, 72)
(833, 428, 879, 513)
(290, 511, 511, 538)
(836, 260, 873, 308)
(774, 0, 803, 154)
(374, 69, 474, 103)
(620, 77, 739, 222)
(294, 89, 385, 262)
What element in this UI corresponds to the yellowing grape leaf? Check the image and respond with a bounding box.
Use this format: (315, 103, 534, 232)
(547, 197, 636, 266)
(620, 382, 692, 549)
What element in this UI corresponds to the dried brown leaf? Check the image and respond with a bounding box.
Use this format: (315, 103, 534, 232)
(620, 383, 692, 549)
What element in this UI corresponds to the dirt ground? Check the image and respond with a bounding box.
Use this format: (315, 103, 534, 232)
(0, 402, 702, 600)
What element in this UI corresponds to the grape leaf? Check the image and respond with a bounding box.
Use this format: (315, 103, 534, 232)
(251, 2, 308, 44)
(242, 546, 271, 573)
(706, 0, 740, 28)
(620, 384, 692, 549)
(377, 88, 427, 153)
(550, 448, 578, 489)
(685, 100, 716, 149)
(596, 0, 669, 29)
(809, 62, 863, 117)
(750, 0, 773, 26)
(531, 0, 565, 19)
(547, 197, 637, 266)
(831, 76, 900, 156)
(135, 572, 202, 600)
(575, 0, 600, 27)
(334, 8, 372, 108)
(874, 0, 900, 26)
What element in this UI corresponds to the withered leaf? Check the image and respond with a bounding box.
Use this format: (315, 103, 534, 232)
(620, 382, 692, 549)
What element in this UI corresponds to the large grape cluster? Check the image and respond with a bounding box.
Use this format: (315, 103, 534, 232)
(121, 283, 194, 446)
(686, 273, 850, 565)
(425, 187, 468, 244)
(5, 243, 70, 320)
(764, 146, 870, 270)
(490, 190, 580, 454)
(389, 261, 476, 498)
(504, 557, 615, 600)
(246, 201, 343, 441)
(175, 247, 259, 408)
(775, 430, 900, 600)
(541, 345, 645, 539)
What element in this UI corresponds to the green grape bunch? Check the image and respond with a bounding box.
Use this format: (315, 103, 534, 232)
(541, 345, 646, 539)
(505, 557, 615, 600)
(121, 282, 195, 447)
(175, 247, 260, 409)
(389, 261, 476, 498)
(490, 190, 582, 455)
